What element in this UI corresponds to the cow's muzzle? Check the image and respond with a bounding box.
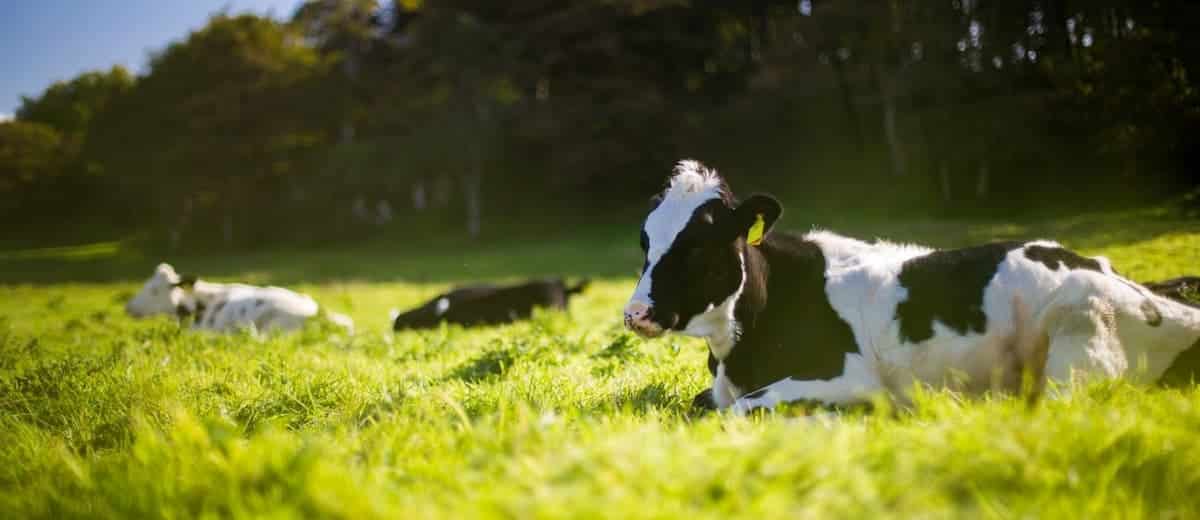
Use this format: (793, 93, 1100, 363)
(624, 301, 667, 338)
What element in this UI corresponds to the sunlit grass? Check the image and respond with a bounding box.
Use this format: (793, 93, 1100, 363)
(0, 241, 123, 261)
(2, 210, 1200, 518)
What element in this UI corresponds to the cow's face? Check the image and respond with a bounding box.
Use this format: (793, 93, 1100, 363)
(624, 160, 781, 338)
(126, 263, 193, 318)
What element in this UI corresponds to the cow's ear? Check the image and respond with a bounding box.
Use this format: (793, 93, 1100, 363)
(173, 274, 198, 289)
(732, 194, 783, 246)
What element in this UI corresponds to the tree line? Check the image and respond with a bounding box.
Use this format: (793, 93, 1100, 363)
(3, 0, 1198, 249)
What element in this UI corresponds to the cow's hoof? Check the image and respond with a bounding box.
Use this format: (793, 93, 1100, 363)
(691, 388, 717, 413)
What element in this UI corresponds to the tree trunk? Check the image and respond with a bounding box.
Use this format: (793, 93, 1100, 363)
(939, 162, 952, 203)
(876, 65, 907, 177)
(462, 165, 482, 239)
(831, 57, 864, 152)
(223, 178, 236, 248)
(976, 161, 989, 199)
(223, 212, 234, 248)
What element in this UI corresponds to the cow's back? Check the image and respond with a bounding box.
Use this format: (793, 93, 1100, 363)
(196, 285, 319, 332)
(814, 237, 1126, 395)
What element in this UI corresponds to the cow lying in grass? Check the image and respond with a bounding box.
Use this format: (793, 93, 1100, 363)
(623, 160, 1200, 415)
(392, 278, 589, 330)
(126, 263, 354, 334)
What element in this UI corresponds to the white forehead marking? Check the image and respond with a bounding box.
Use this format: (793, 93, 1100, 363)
(630, 160, 725, 305)
(435, 297, 450, 315)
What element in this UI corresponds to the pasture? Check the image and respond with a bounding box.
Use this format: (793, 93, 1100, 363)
(3, 208, 1200, 519)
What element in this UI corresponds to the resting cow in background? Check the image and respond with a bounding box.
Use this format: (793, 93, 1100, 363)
(126, 263, 354, 334)
(623, 160, 1200, 414)
(392, 278, 589, 330)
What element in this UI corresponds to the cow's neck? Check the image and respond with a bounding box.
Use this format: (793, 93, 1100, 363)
(733, 240, 769, 330)
(700, 242, 769, 361)
(174, 280, 224, 320)
(191, 280, 228, 301)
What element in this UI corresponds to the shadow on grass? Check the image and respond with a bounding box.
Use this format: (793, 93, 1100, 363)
(2, 207, 1197, 285)
(0, 223, 642, 285)
(446, 347, 518, 384)
(587, 382, 690, 415)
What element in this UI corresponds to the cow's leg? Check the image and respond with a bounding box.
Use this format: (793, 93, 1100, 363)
(1038, 294, 1127, 389)
(729, 353, 881, 416)
(1036, 271, 1200, 391)
(691, 388, 717, 411)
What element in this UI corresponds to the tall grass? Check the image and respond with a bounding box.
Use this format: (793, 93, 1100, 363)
(1, 210, 1199, 518)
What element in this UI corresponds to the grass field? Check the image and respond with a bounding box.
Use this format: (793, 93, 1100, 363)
(3, 208, 1200, 518)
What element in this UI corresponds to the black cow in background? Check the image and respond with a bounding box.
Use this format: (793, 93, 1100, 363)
(1144, 277, 1200, 308)
(392, 278, 590, 330)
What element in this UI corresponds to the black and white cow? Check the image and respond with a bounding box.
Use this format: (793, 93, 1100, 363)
(392, 278, 589, 330)
(126, 263, 354, 334)
(624, 160, 1200, 414)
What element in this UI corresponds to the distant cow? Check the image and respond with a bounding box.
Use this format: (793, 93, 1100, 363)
(1143, 277, 1200, 308)
(623, 160, 1200, 414)
(126, 263, 354, 334)
(392, 278, 589, 330)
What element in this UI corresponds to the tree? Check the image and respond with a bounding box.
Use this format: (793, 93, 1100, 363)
(16, 66, 134, 151)
(0, 121, 64, 213)
(87, 13, 328, 247)
(0, 121, 63, 190)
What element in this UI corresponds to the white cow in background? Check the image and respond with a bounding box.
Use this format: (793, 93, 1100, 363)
(126, 263, 353, 334)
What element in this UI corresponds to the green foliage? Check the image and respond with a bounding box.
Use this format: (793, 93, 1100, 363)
(16, 66, 134, 150)
(2, 211, 1200, 517)
(80, 13, 331, 246)
(7, 0, 1200, 246)
(0, 121, 63, 196)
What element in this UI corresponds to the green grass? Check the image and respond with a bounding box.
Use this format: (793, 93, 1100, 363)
(2, 208, 1200, 518)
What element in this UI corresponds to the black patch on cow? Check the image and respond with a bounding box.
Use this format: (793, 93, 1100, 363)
(254, 299, 265, 308)
(896, 241, 1024, 344)
(1158, 338, 1200, 388)
(691, 388, 717, 411)
(392, 278, 585, 330)
(205, 301, 226, 327)
(1140, 301, 1163, 327)
(1024, 245, 1103, 273)
(742, 388, 768, 400)
(721, 233, 860, 393)
(706, 351, 718, 376)
(644, 199, 741, 332)
(175, 304, 192, 319)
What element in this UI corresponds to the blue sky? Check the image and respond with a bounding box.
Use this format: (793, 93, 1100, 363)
(0, 0, 303, 118)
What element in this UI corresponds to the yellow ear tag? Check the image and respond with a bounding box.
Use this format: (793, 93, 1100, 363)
(747, 213, 765, 246)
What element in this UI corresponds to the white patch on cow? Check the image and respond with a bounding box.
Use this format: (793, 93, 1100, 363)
(126, 263, 186, 318)
(790, 233, 1200, 404)
(628, 160, 725, 307)
(126, 263, 350, 334)
(683, 251, 745, 360)
(435, 297, 451, 316)
(325, 311, 355, 334)
(711, 361, 743, 410)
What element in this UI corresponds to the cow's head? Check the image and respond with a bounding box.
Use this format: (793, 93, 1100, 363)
(624, 160, 781, 338)
(125, 263, 196, 318)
